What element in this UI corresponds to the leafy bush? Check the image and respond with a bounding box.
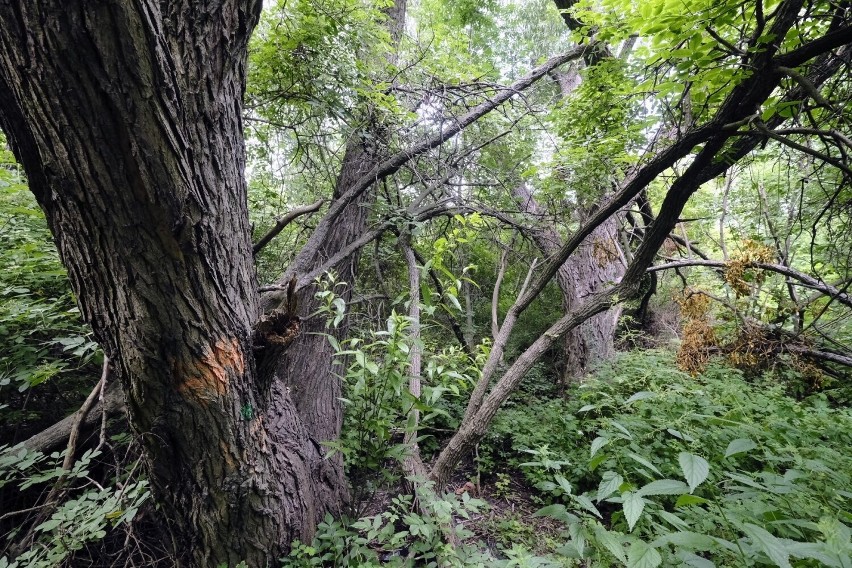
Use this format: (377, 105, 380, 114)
(519, 351, 852, 567)
(0, 144, 100, 444)
(0, 444, 150, 568)
(283, 482, 494, 567)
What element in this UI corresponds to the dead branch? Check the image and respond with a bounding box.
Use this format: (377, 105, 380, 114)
(647, 259, 852, 310)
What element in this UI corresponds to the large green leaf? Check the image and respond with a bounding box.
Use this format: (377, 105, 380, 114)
(742, 523, 791, 568)
(627, 540, 662, 568)
(597, 471, 624, 502)
(622, 491, 646, 532)
(637, 479, 690, 497)
(724, 438, 756, 458)
(678, 452, 709, 493)
(592, 524, 627, 564)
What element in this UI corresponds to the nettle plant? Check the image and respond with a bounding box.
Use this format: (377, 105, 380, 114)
(527, 353, 852, 567)
(284, 483, 495, 568)
(314, 275, 481, 508)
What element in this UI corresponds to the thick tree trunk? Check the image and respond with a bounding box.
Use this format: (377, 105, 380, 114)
(0, 1, 336, 564)
(261, 139, 377, 513)
(514, 185, 624, 379)
(258, 0, 409, 514)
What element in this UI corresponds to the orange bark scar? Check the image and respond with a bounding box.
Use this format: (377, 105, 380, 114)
(174, 337, 245, 403)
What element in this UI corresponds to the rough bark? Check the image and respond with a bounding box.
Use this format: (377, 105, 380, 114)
(0, 1, 337, 564)
(514, 184, 624, 379)
(256, 0, 410, 515)
(259, 138, 377, 515)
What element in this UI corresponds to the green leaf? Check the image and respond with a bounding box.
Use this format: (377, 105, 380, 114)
(534, 504, 577, 524)
(656, 510, 690, 531)
(592, 524, 627, 564)
(444, 293, 462, 312)
(677, 552, 716, 568)
(555, 474, 573, 495)
(597, 471, 624, 502)
(622, 491, 646, 532)
(574, 494, 603, 519)
(652, 531, 716, 550)
(667, 428, 695, 442)
(785, 541, 842, 567)
(637, 479, 690, 497)
(591, 436, 609, 458)
(627, 540, 662, 568)
(628, 453, 663, 477)
(742, 523, 791, 568)
(675, 494, 709, 507)
(678, 452, 709, 492)
(724, 438, 757, 458)
(624, 391, 656, 405)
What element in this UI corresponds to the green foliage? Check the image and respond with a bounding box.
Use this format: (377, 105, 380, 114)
(283, 483, 494, 567)
(317, 279, 483, 509)
(0, 161, 97, 395)
(0, 444, 150, 568)
(509, 351, 852, 567)
(549, 58, 647, 200)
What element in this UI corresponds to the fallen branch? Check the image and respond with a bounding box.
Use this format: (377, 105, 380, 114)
(23, 377, 124, 454)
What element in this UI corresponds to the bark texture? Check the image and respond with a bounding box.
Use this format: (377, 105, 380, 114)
(257, 0, 409, 516)
(514, 184, 624, 379)
(0, 1, 338, 564)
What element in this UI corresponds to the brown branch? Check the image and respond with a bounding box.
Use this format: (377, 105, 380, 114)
(788, 345, 852, 367)
(491, 249, 508, 341)
(647, 259, 852, 309)
(22, 380, 125, 454)
(252, 199, 324, 255)
(61, 358, 110, 470)
(775, 24, 852, 68)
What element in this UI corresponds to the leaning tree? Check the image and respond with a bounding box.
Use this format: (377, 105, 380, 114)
(0, 0, 588, 563)
(1, 0, 850, 564)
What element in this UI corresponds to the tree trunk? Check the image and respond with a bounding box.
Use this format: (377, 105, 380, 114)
(0, 1, 337, 564)
(260, 139, 377, 513)
(258, 0, 408, 514)
(514, 184, 624, 379)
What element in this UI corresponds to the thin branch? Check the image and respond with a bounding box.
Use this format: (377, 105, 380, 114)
(491, 249, 508, 341)
(751, 122, 852, 178)
(252, 199, 324, 255)
(776, 65, 837, 110)
(647, 259, 852, 309)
